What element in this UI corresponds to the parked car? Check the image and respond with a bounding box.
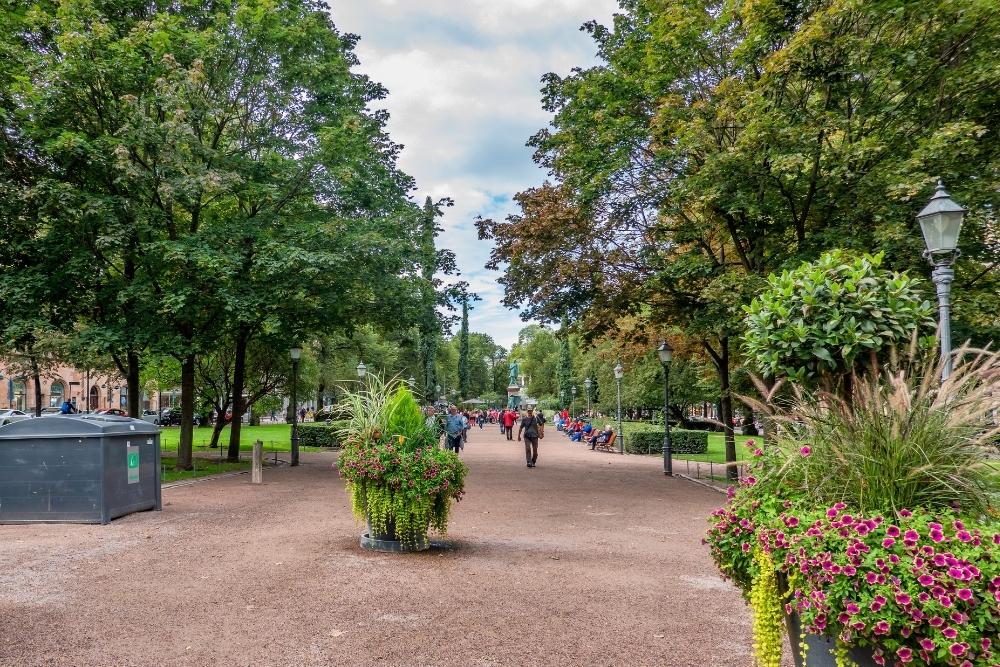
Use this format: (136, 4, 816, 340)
(97, 408, 127, 417)
(159, 407, 199, 426)
(140, 410, 161, 425)
(0, 409, 31, 427)
(40, 406, 63, 415)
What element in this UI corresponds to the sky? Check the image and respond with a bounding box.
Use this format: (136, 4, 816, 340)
(331, 0, 618, 350)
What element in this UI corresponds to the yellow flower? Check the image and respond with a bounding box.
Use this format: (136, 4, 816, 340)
(398, 435, 406, 445)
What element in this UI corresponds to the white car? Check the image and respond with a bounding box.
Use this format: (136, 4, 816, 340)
(0, 409, 31, 426)
(140, 410, 162, 425)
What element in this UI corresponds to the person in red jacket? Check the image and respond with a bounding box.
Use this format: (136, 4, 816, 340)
(502, 408, 517, 440)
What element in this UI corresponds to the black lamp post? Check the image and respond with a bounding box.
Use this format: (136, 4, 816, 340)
(356, 360, 367, 383)
(290, 346, 302, 467)
(613, 362, 624, 455)
(658, 340, 673, 476)
(917, 181, 966, 381)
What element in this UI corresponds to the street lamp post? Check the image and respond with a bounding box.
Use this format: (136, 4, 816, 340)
(584, 377, 592, 417)
(289, 346, 302, 467)
(658, 341, 674, 477)
(356, 360, 367, 383)
(436, 384, 442, 401)
(917, 181, 966, 381)
(613, 362, 624, 455)
(571, 385, 577, 421)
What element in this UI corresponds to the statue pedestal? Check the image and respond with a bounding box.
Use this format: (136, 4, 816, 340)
(506, 385, 522, 410)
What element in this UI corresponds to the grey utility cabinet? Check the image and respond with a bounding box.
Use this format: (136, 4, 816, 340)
(0, 414, 161, 524)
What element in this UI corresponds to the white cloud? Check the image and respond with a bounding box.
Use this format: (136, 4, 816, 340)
(330, 0, 618, 347)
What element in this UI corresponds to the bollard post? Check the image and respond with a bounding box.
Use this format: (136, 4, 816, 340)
(252, 440, 263, 484)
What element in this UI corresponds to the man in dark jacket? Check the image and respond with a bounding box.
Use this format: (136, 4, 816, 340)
(517, 407, 544, 468)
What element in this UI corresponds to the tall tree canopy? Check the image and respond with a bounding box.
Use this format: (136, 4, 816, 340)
(479, 0, 1000, 478)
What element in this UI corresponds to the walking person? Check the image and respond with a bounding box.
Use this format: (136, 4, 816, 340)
(444, 405, 465, 453)
(517, 406, 544, 468)
(502, 408, 516, 441)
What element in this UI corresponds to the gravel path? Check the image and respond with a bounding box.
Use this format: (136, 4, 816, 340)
(1, 425, 756, 666)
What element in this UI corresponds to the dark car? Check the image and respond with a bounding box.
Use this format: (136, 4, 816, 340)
(159, 408, 188, 426)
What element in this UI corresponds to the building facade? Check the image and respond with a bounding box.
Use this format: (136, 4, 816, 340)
(0, 363, 174, 413)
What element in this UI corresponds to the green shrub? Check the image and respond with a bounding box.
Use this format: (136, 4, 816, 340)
(625, 428, 707, 455)
(298, 425, 340, 448)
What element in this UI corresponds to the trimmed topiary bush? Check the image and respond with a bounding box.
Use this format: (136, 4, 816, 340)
(298, 425, 341, 448)
(625, 429, 707, 455)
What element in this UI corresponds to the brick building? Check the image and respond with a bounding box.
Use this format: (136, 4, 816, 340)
(0, 363, 174, 413)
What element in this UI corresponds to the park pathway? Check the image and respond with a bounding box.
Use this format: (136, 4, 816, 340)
(0, 424, 759, 667)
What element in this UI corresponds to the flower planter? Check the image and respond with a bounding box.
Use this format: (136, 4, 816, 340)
(360, 515, 429, 553)
(785, 612, 878, 667)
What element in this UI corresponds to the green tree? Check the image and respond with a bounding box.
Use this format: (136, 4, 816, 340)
(479, 0, 1000, 479)
(743, 251, 934, 389)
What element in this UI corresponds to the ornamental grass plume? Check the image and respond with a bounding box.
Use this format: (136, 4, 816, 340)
(742, 344, 1000, 517)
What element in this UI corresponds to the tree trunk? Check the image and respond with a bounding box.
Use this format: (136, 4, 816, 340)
(31, 356, 42, 416)
(208, 413, 228, 448)
(176, 354, 196, 471)
(227, 327, 249, 463)
(316, 382, 325, 411)
(126, 350, 141, 418)
(719, 338, 737, 482)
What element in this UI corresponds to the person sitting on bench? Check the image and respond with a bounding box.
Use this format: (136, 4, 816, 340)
(590, 424, 614, 450)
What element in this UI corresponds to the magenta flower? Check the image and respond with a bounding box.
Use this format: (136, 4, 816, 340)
(904, 529, 919, 541)
(886, 525, 901, 537)
(800, 445, 811, 457)
(846, 602, 860, 615)
(918, 574, 935, 586)
(866, 572, 879, 585)
(882, 537, 895, 548)
(930, 616, 945, 627)
(899, 508, 913, 517)
(982, 638, 991, 651)
(943, 627, 958, 639)
(896, 647, 913, 663)
(956, 530, 972, 542)
(949, 643, 966, 656)
(895, 593, 911, 605)
(873, 621, 890, 635)
(919, 638, 935, 651)
(939, 595, 953, 608)
(957, 588, 973, 601)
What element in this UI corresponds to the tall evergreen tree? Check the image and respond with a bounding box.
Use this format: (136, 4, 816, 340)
(457, 297, 470, 399)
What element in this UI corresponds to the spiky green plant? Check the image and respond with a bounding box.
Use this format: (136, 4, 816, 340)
(744, 346, 999, 516)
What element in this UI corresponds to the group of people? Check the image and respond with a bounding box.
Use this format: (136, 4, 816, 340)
(556, 410, 616, 450)
(423, 404, 548, 468)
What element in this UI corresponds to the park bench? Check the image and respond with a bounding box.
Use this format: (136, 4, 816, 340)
(592, 431, 617, 452)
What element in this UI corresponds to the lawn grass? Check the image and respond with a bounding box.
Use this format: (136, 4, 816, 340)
(160, 456, 252, 484)
(158, 423, 328, 453)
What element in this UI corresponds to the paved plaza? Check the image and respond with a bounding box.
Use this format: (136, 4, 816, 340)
(1, 427, 757, 666)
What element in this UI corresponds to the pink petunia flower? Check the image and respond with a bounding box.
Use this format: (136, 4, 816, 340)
(800, 445, 811, 457)
(896, 647, 913, 663)
(949, 643, 966, 657)
(957, 588, 973, 601)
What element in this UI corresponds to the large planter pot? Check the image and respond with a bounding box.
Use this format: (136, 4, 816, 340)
(785, 612, 879, 667)
(360, 516, 429, 553)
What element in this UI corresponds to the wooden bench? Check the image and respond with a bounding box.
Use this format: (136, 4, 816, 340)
(593, 431, 617, 452)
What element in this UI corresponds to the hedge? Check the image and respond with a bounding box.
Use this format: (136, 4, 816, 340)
(298, 425, 341, 448)
(624, 428, 708, 456)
